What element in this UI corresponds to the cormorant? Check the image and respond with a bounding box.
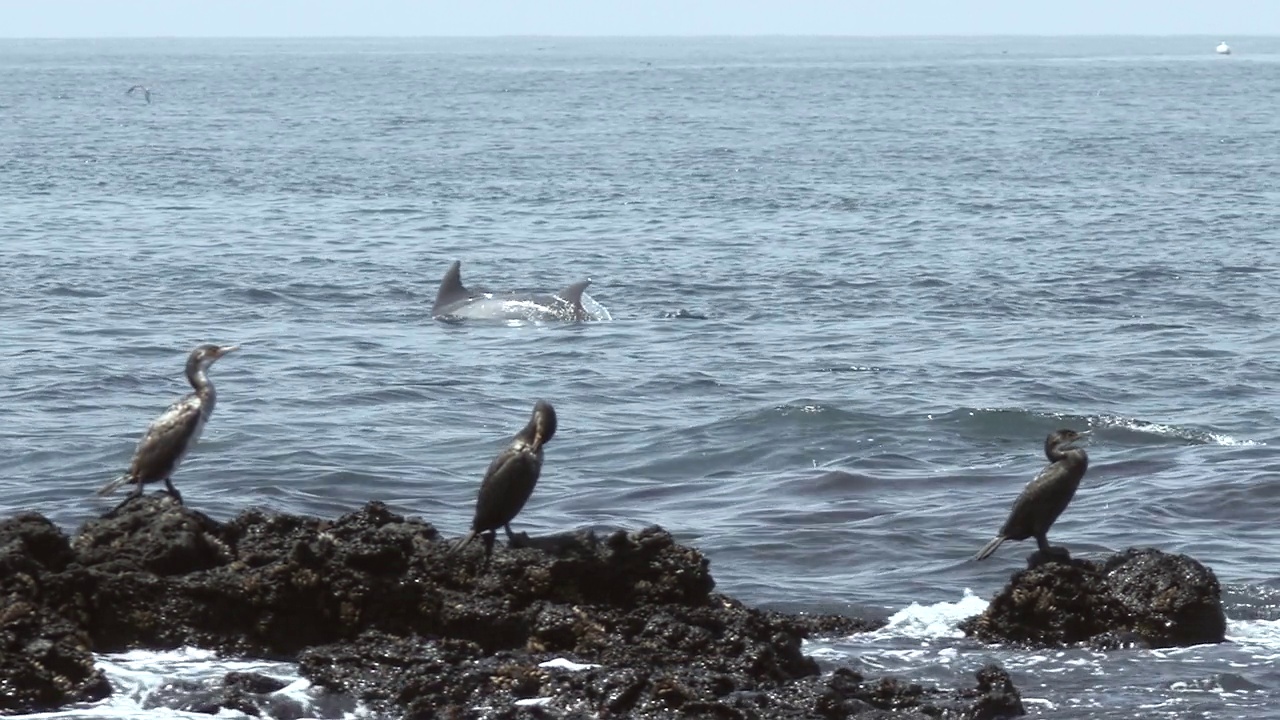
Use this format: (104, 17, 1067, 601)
(453, 400, 558, 559)
(974, 428, 1090, 561)
(96, 343, 238, 503)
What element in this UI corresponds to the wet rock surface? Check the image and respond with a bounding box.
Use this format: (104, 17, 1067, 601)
(146, 670, 315, 719)
(0, 513, 111, 713)
(299, 634, 1026, 719)
(961, 547, 1226, 649)
(3, 494, 1027, 718)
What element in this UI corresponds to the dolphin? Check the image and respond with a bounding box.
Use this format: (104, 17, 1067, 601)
(126, 85, 152, 104)
(431, 260, 597, 323)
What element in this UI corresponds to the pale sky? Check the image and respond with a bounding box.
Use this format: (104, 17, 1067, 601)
(1, 0, 1277, 38)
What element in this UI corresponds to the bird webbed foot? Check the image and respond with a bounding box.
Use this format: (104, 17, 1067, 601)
(502, 523, 535, 549)
(1027, 545, 1072, 568)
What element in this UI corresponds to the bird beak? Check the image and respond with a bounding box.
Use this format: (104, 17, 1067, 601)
(218, 345, 241, 356)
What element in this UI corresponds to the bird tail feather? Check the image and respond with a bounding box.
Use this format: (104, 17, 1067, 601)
(974, 535, 1006, 561)
(449, 531, 478, 556)
(96, 474, 131, 497)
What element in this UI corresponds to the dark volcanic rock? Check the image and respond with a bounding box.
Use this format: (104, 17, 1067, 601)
(961, 548, 1226, 649)
(74, 494, 233, 574)
(811, 664, 1025, 720)
(61, 496, 860, 663)
(300, 634, 1025, 719)
(3, 494, 1027, 718)
(0, 513, 111, 713)
(1103, 548, 1227, 647)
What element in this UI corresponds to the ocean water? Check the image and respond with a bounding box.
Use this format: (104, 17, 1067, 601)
(3, 35, 1280, 719)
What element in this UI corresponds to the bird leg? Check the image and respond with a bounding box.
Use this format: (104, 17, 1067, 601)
(1029, 533, 1072, 568)
(480, 530, 497, 570)
(163, 478, 184, 505)
(504, 523, 530, 549)
(129, 478, 145, 498)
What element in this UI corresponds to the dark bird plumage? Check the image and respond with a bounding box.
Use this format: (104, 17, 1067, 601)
(974, 428, 1090, 561)
(96, 343, 238, 504)
(453, 400, 558, 559)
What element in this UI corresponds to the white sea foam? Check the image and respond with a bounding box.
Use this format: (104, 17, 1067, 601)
(866, 588, 991, 640)
(7, 647, 367, 720)
(1226, 617, 1280, 660)
(805, 590, 1280, 720)
(538, 657, 601, 671)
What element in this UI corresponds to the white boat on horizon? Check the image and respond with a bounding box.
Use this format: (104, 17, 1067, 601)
(1216, 41, 1231, 55)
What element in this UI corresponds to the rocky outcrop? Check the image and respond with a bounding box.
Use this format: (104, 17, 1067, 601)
(0, 513, 111, 713)
(961, 548, 1226, 649)
(299, 633, 1026, 719)
(2, 495, 1025, 718)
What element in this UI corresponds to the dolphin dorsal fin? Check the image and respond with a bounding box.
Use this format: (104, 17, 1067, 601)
(432, 260, 471, 316)
(556, 279, 592, 320)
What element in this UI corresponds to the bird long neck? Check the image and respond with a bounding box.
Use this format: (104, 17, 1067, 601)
(1047, 442, 1086, 469)
(514, 429, 538, 454)
(187, 364, 217, 412)
(514, 416, 542, 447)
